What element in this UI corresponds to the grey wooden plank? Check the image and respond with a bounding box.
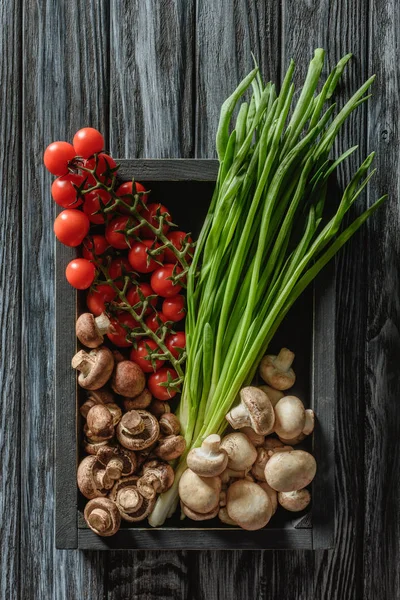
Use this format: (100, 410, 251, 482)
(0, 1, 21, 599)
(363, 2, 400, 598)
(21, 0, 109, 597)
(117, 158, 219, 181)
(109, 0, 195, 159)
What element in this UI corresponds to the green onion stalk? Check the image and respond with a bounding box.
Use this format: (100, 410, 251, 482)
(149, 48, 386, 527)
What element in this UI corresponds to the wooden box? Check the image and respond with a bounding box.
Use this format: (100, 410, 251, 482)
(55, 159, 335, 550)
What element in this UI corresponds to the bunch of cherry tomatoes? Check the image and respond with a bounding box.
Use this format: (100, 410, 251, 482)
(44, 127, 191, 400)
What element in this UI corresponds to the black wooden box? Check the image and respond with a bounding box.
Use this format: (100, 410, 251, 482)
(55, 159, 335, 550)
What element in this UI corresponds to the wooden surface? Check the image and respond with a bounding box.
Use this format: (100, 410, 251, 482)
(0, 0, 397, 598)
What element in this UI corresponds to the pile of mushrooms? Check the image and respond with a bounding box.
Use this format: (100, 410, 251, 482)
(179, 348, 317, 530)
(74, 313, 186, 537)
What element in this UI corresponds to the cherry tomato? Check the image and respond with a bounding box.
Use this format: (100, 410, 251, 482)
(107, 313, 137, 347)
(162, 295, 185, 322)
(116, 181, 147, 214)
(105, 216, 136, 249)
(73, 127, 104, 158)
(87, 284, 116, 315)
(166, 332, 186, 359)
(128, 240, 165, 274)
(66, 258, 96, 290)
(84, 153, 117, 185)
(126, 283, 157, 315)
(51, 173, 85, 208)
(83, 189, 112, 224)
(145, 312, 168, 333)
(109, 257, 135, 289)
(44, 141, 76, 176)
(54, 209, 90, 247)
(151, 264, 182, 298)
(148, 367, 179, 400)
(141, 203, 171, 238)
(164, 231, 193, 263)
(130, 339, 164, 373)
(82, 235, 109, 262)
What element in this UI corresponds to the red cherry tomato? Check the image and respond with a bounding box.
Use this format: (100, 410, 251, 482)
(166, 332, 186, 359)
(116, 181, 147, 214)
(107, 313, 137, 347)
(51, 173, 85, 208)
(65, 259, 96, 290)
(44, 141, 76, 176)
(141, 203, 172, 238)
(86, 284, 116, 315)
(148, 367, 179, 400)
(84, 153, 117, 185)
(83, 189, 112, 224)
(145, 312, 168, 333)
(105, 216, 136, 249)
(162, 295, 185, 322)
(126, 283, 157, 315)
(82, 235, 109, 262)
(108, 257, 135, 289)
(151, 264, 182, 298)
(164, 231, 193, 263)
(73, 127, 104, 158)
(130, 339, 164, 373)
(54, 209, 90, 247)
(128, 240, 165, 274)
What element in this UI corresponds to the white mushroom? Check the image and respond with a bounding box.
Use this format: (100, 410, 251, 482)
(226, 387, 275, 435)
(220, 433, 257, 471)
(258, 481, 278, 515)
(259, 348, 296, 390)
(239, 427, 265, 447)
(226, 480, 272, 530)
(265, 450, 317, 492)
(186, 434, 228, 477)
(278, 489, 311, 512)
(278, 409, 315, 445)
(218, 507, 237, 526)
(274, 396, 305, 439)
(258, 385, 284, 407)
(178, 468, 221, 515)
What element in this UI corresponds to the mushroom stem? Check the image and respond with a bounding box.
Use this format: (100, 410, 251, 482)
(89, 508, 111, 533)
(121, 410, 145, 435)
(226, 404, 249, 428)
(138, 472, 159, 499)
(202, 433, 222, 455)
(72, 350, 96, 377)
(274, 348, 295, 371)
(95, 312, 112, 336)
(118, 487, 143, 512)
(105, 458, 124, 481)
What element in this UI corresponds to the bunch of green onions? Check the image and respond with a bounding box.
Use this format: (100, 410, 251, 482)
(149, 49, 386, 527)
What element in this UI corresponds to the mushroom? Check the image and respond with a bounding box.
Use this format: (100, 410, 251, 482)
(154, 435, 186, 461)
(84, 498, 121, 537)
(123, 388, 152, 411)
(137, 460, 175, 499)
(258, 385, 284, 407)
(278, 489, 311, 512)
(112, 360, 146, 398)
(251, 447, 270, 481)
(76, 312, 113, 348)
(186, 434, 228, 477)
(265, 450, 317, 492)
(277, 408, 315, 445)
(159, 413, 181, 436)
(274, 396, 306, 439)
(80, 388, 122, 425)
(72, 346, 114, 390)
(259, 348, 296, 390)
(218, 507, 237, 526)
(110, 476, 156, 522)
(96, 444, 137, 484)
(258, 481, 278, 515)
(239, 427, 265, 447)
(85, 404, 114, 442)
(179, 468, 221, 515)
(226, 480, 272, 530)
(112, 349, 125, 363)
(226, 386, 275, 435)
(263, 437, 286, 450)
(83, 438, 109, 456)
(221, 467, 247, 481)
(77, 455, 109, 499)
(116, 410, 160, 451)
(220, 433, 257, 471)
(149, 399, 170, 418)
(181, 501, 219, 521)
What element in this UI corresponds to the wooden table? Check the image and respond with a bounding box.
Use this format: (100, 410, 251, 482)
(2, 1, 398, 598)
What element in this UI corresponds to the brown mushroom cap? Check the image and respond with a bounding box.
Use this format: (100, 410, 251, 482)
(181, 501, 219, 521)
(80, 387, 115, 418)
(159, 413, 181, 436)
(110, 476, 156, 522)
(259, 348, 296, 390)
(123, 388, 152, 411)
(258, 385, 284, 407)
(154, 435, 186, 461)
(274, 396, 306, 439)
(186, 434, 228, 477)
(86, 405, 114, 439)
(137, 460, 175, 499)
(226, 387, 275, 435)
(179, 468, 221, 514)
(77, 456, 108, 499)
(72, 346, 114, 390)
(239, 427, 265, 447)
(278, 489, 311, 512)
(227, 480, 272, 530)
(265, 450, 317, 492)
(76, 312, 112, 349)
(149, 399, 170, 418)
(220, 432, 257, 471)
(117, 410, 160, 451)
(112, 360, 146, 397)
(96, 444, 137, 479)
(84, 497, 121, 536)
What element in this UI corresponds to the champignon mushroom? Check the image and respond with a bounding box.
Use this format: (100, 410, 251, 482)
(116, 410, 160, 451)
(110, 476, 156, 522)
(263, 437, 286, 450)
(259, 348, 296, 390)
(112, 360, 146, 397)
(226, 480, 272, 530)
(218, 507, 237, 526)
(186, 434, 228, 477)
(149, 399, 170, 418)
(181, 501, 220, 521)
(123, 388, 152, 411)
(76, 312, 113, 348)
(239, 427, 265, 447)
(258, 481, 278, 515)
(84, 497, 121, 536)
(72, 346, 114, 390)
(274, 395, 306, 439)
(96, 444, 137, 484)
(226, 387, 275, 435)
(154, 434, 186, 461)
(278, 408, 315, 445)
(85, 405, 114, 441)
(251, 447, 270, 481)
(159, 413, 181, 436)
(265, 450, 317, 492)
(81, 388, 122, 425)
(137, 460, 175, 499)
(179, 468, 221, 514)
(77, 455, 109, 499)
(83, 438, 109, 456)
(278, 489, 311, 512)
(258, 385, 284, 407)
(220, 433, 257, 471)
